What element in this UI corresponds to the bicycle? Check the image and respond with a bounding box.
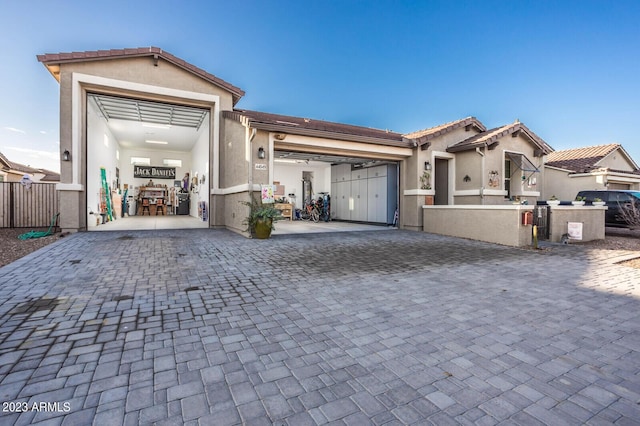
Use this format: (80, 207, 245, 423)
(300, 201, 320, 222)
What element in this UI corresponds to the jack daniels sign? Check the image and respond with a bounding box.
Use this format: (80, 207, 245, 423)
(133, 166, 176, 180)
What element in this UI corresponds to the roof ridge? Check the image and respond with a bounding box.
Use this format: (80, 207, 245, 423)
(551, 143, 620, 154)
(404, 116, 476, 135)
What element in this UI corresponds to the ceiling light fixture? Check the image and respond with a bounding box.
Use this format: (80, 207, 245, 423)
(145, 140, 169, 145)
(143, 123, 172, 129)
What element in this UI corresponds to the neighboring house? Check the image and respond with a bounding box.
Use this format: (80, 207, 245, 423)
(0, 151, 60, 183)
(544, 144, 640, 201)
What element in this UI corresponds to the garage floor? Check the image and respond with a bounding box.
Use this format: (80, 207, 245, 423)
(90, 215, 208, 231)
(91, 216, 392, 234)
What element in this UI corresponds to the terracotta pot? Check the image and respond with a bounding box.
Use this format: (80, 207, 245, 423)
(253, 218, 273, 239)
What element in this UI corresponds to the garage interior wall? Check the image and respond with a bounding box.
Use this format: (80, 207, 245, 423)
(189, 117, 210, 218)
(87, 98, 120, 219)
(273, 161, 331, 204)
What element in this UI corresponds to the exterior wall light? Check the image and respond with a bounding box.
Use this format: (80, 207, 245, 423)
(63, 150, 71, 161)
(424, 161, 431, 171)
(257, 147, 265, 159)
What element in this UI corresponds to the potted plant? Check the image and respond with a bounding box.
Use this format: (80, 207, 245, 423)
(547, 195, 560, 206)
(241, 197, 282, 239)
(593, 197, 606, 206)
(572, 196, 586, 206)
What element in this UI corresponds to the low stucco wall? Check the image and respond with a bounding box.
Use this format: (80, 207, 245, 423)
(423, 205, 533, 247)
(548, 205, 606, 243)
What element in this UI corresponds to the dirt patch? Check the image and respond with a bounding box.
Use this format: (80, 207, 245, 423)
(583, 231, 640, 269)
(0, 228, 64, 268)
(582, 235, 640, 251)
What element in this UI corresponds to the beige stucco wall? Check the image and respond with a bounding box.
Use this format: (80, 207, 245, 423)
(429, 127, 481, 151)
(600, 150, 636, 171)
(548, 206, 606, 243)
(454, 151, 481, 191)
(59, 57, 235, 111)
(423, 205, 534, 246)
(220, 118, 248, 188)
(415, 130, 545, 210)
(402, 127, 483, 229)
(543, 168, 605, 201)
(251, 130, 270, 186)
(53, 56, 239, 232)
(488, 133, 544, 200)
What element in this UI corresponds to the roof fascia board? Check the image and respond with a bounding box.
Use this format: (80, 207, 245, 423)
(222, 111, 411, 147)
(252, 122, 411, 147)
(544, 164, 574, 173)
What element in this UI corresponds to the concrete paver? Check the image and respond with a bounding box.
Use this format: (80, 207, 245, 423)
(0, 229, 639, 424)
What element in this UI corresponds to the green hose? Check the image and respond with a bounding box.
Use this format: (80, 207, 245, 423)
(18, 213, 60, 240)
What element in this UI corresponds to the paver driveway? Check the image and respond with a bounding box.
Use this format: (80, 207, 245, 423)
(1, 229, 640, 425)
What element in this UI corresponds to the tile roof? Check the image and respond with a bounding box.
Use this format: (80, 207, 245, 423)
(37, 47, 245, 105)
(37, 169, 61, 182)
(544, 143, 627, 172)
(9, 162, 41, 174)
(447, 121, 554, 155)
(403, 117, 486, 145)
(224, 109, 413, 147)
(0, 151, 60, 181)
(0, 151, 11, 168)
(545, 143, 640, 173)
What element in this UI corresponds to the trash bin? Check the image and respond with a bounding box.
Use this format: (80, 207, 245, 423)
(128, 196, 135, 216)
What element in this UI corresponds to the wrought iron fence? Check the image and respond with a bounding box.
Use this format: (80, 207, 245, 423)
(0, 182, 59, 228)
(533, 204, 550, 240)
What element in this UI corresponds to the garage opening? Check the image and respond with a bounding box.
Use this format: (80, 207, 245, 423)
(86, 93, 211, 231)
(272, 150, 399, 235)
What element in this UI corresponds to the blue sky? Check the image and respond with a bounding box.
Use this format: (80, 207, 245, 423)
(1, 0, 639, 172)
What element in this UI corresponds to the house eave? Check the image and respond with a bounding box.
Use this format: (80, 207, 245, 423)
(252, 122, 413, 148)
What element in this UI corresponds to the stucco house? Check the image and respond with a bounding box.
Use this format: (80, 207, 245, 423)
(403, 118, 553, 217)
(543, 143, 640, 201)
(37, 46, 557, 235)
(0, 151, 60, 183)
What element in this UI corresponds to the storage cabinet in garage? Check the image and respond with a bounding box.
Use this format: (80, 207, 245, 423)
(330, 164, 397, 224)
(351, 172, 368, 221)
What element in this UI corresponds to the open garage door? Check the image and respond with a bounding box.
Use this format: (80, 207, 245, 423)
(86, 93, 211, 231)
(271, 148, 400, 235)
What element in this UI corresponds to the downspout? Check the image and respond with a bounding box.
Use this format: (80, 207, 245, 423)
(476, 146, 485, 205)
(244, 119, 256, 200)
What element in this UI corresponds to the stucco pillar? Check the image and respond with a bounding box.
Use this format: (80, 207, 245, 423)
(58, 190, 83, 233)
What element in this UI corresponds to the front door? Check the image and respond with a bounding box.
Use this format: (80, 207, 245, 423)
(434, 158, 449, 205)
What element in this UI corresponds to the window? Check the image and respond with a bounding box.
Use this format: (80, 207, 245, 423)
(611, 192, 633, 203)
(163, 159, 182, 167)
(104, 134, 109, 147)
(130, 157, 150, 165)
(504, 159, 511, 199)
